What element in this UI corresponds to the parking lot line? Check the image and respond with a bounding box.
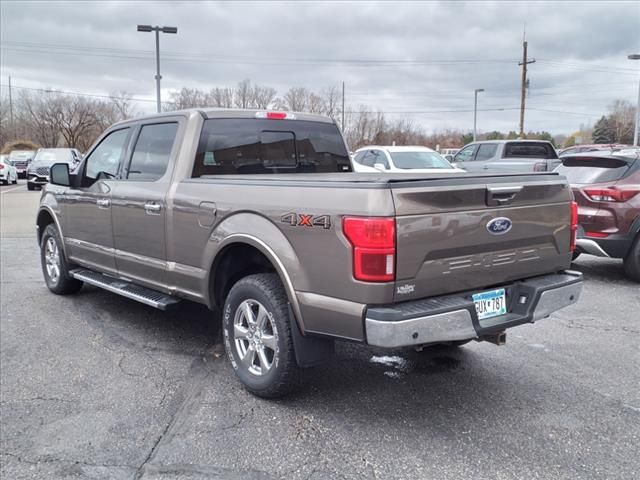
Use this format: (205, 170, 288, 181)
(0, 185, 25, 195)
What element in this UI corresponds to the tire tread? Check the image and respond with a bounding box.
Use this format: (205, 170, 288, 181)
(224, 273, 300, 398)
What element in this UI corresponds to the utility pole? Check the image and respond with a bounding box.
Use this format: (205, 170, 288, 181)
(473, 88, 484, 141)
(137, 25, 178, 113)
(341, 81, 345, 131)
(518, 40, 535, 138)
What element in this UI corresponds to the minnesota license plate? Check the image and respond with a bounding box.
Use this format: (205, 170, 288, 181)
(472, 288, 507, 320)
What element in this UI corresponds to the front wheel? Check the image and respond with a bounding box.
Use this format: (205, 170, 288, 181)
(623, 235, 640, 282)
(223, 273, 300, 398)
(40, 224, 83, 294)
(27, 183, 35, 191)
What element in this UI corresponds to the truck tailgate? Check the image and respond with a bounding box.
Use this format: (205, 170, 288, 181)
(392, 174, 573, 302)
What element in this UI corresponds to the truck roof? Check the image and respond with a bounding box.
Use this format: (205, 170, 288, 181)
(113, 108, 335, 127)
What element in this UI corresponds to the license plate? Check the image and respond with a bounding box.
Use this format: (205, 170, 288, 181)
(472, 288, 507, 320)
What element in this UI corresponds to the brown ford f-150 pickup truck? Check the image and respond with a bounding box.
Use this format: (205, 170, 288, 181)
(37, 109, 583, 397)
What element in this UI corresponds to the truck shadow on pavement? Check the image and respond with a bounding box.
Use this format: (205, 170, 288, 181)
(70, 284, 520, 411)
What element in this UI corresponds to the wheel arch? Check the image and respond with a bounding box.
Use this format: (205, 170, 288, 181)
(207, 234, 306, 332)
(36, 206, 63, 249)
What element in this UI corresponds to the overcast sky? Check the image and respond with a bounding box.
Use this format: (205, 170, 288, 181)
(1, 0, 639, 136)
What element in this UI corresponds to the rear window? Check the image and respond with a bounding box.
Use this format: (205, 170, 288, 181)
(555, 157, 632, 184)
(390, 151, 452, 169)
(192, 119, 351, 176)
(504, 142, 557, 159)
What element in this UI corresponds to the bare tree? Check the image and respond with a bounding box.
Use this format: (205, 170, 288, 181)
(16, 91, 62, 148)
(608, 100, 635, 144)
(282, 87, 309, 112)
(56, 95, 101, 151)
(208, 87, 234, 108)
(234, 79, 252, 109)
(252, 85, 277, 109)
(167, 87, 208, 110)
(109, 91, 137, 121)
(320, 86, 340, 119)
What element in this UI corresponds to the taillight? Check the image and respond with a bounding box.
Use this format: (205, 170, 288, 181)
(343, 217, 395, 282)
(583, 187, 640, 202)
(0, 164, 4, 170)
(585, 231, 609, 238)
(533, 162, 547, 172)
(570, 201, 578, 252)
(255, 111, 294, 120)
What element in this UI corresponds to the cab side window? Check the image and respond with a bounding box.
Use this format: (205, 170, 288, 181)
(85, 128, 131, 180)
(372, 150, 390, 169)
(353, 152, 366, 165)
(475, 144, 499, 161)
(127, 123, 178, 181)
(454, 144, 477, 162)
(359, 151, 376, 167)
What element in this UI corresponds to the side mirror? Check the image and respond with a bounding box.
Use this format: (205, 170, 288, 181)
(50, 163, 71, 187)
(373, 163, 387, 171)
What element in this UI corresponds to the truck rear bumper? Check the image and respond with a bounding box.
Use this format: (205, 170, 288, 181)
(365, 271, 583, 348)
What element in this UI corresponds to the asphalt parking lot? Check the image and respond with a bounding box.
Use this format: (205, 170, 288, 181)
(1, 181, 638, 480)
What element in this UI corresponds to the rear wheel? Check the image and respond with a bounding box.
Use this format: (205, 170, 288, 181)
(223, 273, 300, 398)
(623, 235, 640, 282)
(40, 224, 83, 294)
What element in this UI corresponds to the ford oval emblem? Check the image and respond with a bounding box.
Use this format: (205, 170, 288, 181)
(486, 217, 513, 235)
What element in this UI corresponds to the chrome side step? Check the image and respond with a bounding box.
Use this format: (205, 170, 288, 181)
(70, 268, 181, 310)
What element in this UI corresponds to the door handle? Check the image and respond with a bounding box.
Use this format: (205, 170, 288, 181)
(96, 198, 110, 208)
(486, 186, 523, 206)
(144, 202, 162, 214)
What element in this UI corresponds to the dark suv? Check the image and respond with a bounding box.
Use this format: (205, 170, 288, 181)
(26, 148, 81, 190)
(555, 150, 640, 281)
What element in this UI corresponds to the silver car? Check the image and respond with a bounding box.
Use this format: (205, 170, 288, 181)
(453, 140, 560, 172)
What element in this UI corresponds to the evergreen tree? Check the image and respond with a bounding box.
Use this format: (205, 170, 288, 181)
(592, 116, 614, 144)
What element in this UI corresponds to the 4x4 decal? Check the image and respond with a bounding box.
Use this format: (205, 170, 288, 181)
(281, 213, 331, 229)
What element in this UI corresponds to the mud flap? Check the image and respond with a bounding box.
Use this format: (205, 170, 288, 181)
(289, 305, 335, 367)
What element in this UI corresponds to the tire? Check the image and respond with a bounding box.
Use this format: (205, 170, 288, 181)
(623, 235, 640, 282)
(222, 273, 300, 398)
(0, 179, 6, 186)
(40, 224, 83, 295)
(27, 183, 35, 191)
(12, 176, 17, 184)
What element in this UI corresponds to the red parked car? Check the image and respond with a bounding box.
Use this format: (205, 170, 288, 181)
(555, 150, 640, 281)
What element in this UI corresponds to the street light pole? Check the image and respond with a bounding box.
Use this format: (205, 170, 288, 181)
(473, 88, 484, 142)
(629, 54, 640, 146)
(137, 25, 178, 113)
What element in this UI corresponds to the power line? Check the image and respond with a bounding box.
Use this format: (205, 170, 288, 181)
(1, 41, 520, 65)
(0, 83, 164, 104)
(4, 41, 638, 76)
